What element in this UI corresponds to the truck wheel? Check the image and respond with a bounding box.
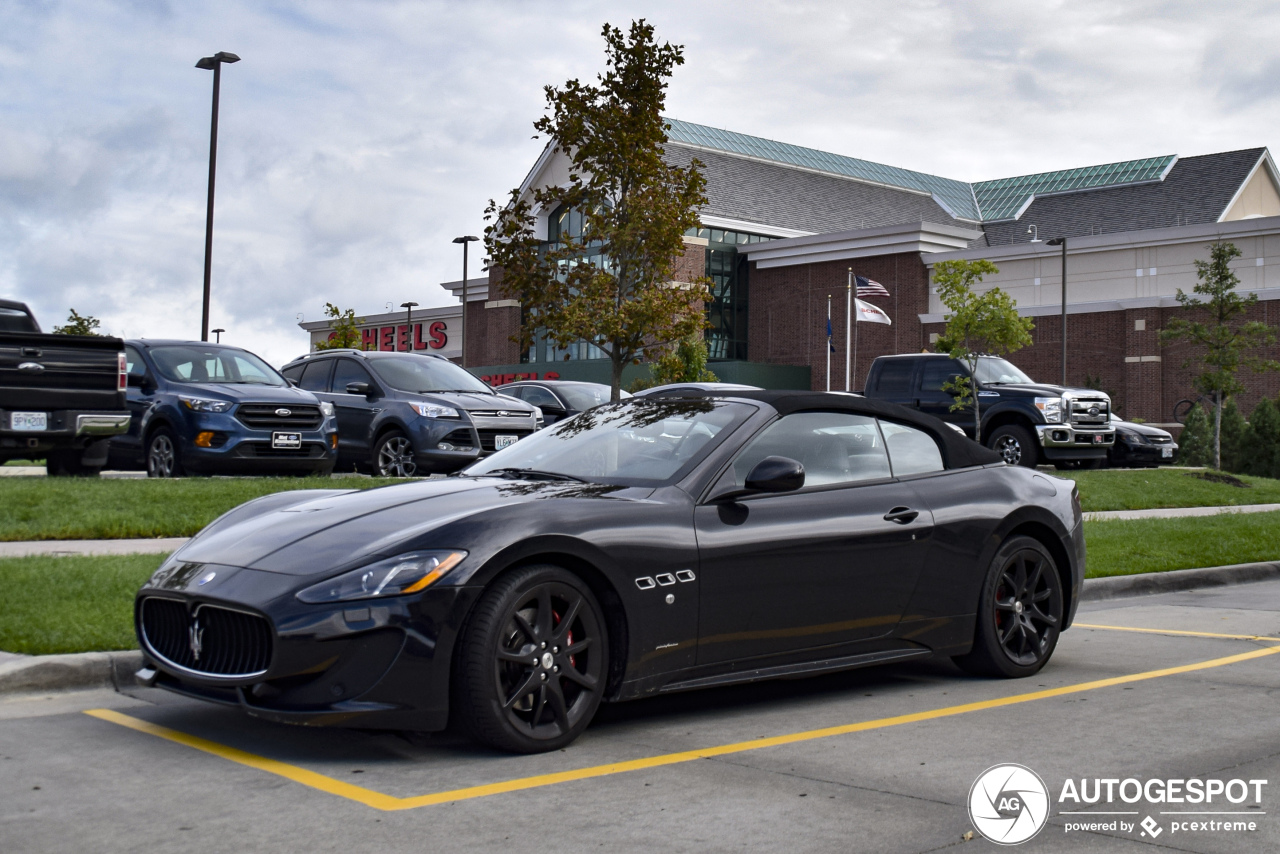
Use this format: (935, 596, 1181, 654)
(146, 428, 185, 478)
(987, 425, 1039, 467)
(45, 450, 102, 477)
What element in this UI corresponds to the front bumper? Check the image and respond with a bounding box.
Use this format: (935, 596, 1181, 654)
(178, 410, 337, 475)
(1036, 424, 1115, 460)
(0, 409, 130, 456)
(1110, 440, 1178, 466)
(134, 565, 482, 731)
(403, 413, 538, 474)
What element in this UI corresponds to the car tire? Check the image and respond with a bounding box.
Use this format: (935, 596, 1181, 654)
(953, 535, 1064, 679)
(454, 565, 608, 753)
(1079, 458, 1103, 470)
(146, 428, 185, 478)
(986, 424, 1039, 468)
(372, 430, 418, 477)
(45, 450, 102, 477)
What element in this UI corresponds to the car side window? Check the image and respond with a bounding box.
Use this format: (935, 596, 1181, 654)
(280, 365, 303, 383)
(298, 359, 333, 392)
(124, 346, 148, 378)
(332, 359, 374, 393)
(874, 360, 915, 393)
(919, 359, 966, 393)
(732, 411, 892, 488)
(879, 420, 944, 476)
(521, 386, 560, 408)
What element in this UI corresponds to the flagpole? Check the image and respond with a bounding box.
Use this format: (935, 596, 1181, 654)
(826, 294, 832, 392)
(845, 269, 852, 392)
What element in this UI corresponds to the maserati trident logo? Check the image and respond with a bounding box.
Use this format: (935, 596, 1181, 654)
(275, 408, 292, 417)
(188, 619, 204, 662)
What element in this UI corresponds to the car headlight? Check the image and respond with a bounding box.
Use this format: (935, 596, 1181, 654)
(1125, 432, 1149, 445)
(180, 396, 234, 413)
(410, 402, 460, 418)
(1034, 397, 1063, 423)
(319, 401, 335, 417)
(296, 550, 467, 604)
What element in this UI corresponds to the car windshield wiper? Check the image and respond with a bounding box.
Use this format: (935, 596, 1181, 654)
(481, 467, 586, 483)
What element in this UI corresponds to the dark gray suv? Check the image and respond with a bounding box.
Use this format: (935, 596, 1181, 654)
(281, 350, 540, 476)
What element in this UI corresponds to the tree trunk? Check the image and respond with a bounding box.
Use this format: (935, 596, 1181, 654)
(1213, 390, 1223, 471)
(610, 353, 624, 403)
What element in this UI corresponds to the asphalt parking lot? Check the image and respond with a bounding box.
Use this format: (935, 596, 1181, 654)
(2, 581, 1278, 854)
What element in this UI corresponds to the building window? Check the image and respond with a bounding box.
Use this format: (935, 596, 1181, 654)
(690, 227, 772, 362)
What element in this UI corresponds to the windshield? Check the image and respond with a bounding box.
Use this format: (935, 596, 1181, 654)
(368, 355, 491, 394)
(149, 346, 286, 386)
(559, 384, 629, 410)
(974, 357, 1034, 385)
(464, 398, 755, 486)
(0, 306, 38, 333)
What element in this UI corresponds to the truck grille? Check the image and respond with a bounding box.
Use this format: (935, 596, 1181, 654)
(140, 597, 273, 678)
(1068, 398, 1110, 427)
(235, 404, 323, 430)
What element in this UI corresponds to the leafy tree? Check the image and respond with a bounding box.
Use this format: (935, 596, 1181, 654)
(1177, 404, 1212, 466)
(313, 303, 366, 350)
(1160, 241, 1280, 469)
(52, 309, 102, 336)
(1218, 397, 1248, 473)
(933, 259, 1035, 441)
(484, 20, 711, 402)
(1241, 396, 1280, 479)
(629, 333, 718, 391)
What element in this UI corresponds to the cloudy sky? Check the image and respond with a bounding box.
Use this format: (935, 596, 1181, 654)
(4, 0, 1278, 365)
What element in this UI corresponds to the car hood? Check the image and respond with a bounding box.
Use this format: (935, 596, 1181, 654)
(1114, 420, 1173, 439)
(410, 390, 536, 414)
(981, 383, 1108, 399)
(173, 476, 647, 575)
(173, 382, 321, 404)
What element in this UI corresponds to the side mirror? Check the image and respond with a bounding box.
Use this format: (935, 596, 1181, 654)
(346, 382, 372, 396)
(715, 456, 805, 502)
(541, 404, 567, 417)
(127, 373, 153, 391)
(286, 377, 299, 387)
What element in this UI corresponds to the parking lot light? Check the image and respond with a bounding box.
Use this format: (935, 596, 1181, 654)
(195, 51, 241, 343)
(400, 302, 418, 352)
(211, 327, 225, 343)
(452, 236, 479, 367)
(1046, 237, 1067, 384)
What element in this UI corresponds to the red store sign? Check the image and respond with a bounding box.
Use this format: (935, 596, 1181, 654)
(325, 321, 449, 351)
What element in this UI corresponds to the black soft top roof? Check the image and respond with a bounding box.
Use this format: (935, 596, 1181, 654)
(666, 389, 1004, 470)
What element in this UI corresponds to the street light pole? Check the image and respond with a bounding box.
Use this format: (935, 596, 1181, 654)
(211, 328, 225, 343)
(195, 51, 240, 343)
(1047, 237, 1067, 385)
(400, 302, 418, 352)
(452, 236, 479, 367)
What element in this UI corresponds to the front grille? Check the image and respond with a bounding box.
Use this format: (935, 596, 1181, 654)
(478, 428, 533, 452)
(1149, 435, 1172, 444)
(440, 428, 476, 450)
(235, 403, 323, 430)
(469, 410, 534, 419)
(236, 442, 326, 458)
(1068, 398, 1110, 427)
(140, 597, 273, 678)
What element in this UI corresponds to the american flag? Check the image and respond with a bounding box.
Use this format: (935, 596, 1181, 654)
(855, 275, 890, 298)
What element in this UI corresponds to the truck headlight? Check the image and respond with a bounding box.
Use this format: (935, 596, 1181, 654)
(410, 402, 460, 418)
(1035, 397, 1063, 423)
(179, 396, 234, 413)
(296, 550, 467, 603)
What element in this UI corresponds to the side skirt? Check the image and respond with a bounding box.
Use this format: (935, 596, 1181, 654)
(656, 647, 932, 694)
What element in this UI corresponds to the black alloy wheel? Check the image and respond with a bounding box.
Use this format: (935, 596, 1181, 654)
(987, 424, 1038, 468)
(146, 428, 185, 478)
(953, 535, 1063, 678)
(455, 565, 608, 753)
(373, 430, 417, 477)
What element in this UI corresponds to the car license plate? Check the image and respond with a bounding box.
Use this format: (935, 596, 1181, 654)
(494, 435, 519, 449)
(1161, 447, 1173, 458)
(1093, 434, 1106, 444)
(272, 431, 302, 449)
(10, 412, 47, 431)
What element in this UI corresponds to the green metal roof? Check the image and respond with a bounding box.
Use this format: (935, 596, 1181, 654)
(663, 118, 1178, 225)
(971, 155, 1177, 221)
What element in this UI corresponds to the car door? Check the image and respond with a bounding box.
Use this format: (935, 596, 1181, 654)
(916, 358, 973, 432)
(520, 385, 568, 424)
(693, 410, 934, 666)
(330, 358, 381, 463)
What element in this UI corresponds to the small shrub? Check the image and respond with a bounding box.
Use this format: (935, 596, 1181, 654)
(1178, 404, 1211, 466)
(1242, 396, 1280, 479)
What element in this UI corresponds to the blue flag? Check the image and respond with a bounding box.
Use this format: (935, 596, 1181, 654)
(826, 317, 835, 353)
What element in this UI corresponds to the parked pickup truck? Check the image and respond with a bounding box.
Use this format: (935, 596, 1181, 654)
(863, 353, 1115, 468)
(0, 299, 130, 475)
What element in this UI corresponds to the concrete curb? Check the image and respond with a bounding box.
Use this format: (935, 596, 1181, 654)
(0, 650, 142, 696)
(1081, 561, 1280, 601)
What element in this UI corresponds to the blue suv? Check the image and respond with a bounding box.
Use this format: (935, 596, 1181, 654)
(108, 340, 337, 477)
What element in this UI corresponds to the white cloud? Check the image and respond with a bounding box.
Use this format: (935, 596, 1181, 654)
(3, 0, 1278, 365)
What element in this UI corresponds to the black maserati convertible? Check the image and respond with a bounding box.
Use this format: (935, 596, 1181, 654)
(134, 391, 1084, 752)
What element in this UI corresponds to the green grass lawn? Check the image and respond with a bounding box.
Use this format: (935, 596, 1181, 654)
(1057, 468, 1280, 512)
(0, 476, 409, 541)
(1085, 510, 1280, 577)
(0, 553, 162, 654)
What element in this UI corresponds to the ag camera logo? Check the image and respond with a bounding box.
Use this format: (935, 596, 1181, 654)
(969, 764, 1050, 845)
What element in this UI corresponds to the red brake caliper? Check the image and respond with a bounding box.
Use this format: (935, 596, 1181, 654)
(552, 610, 575, 669)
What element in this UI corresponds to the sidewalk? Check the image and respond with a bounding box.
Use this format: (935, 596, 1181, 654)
(0, 538, 187, 557)
(1082, 502, 1280, 521)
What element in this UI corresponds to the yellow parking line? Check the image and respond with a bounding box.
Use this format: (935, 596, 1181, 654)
(1075, 623, 1280, 643)
(84, 643, 1280, 811)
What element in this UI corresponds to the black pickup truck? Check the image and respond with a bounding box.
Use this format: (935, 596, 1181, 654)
(863, 353, 1115, 468)
(0, 300, 131, 475)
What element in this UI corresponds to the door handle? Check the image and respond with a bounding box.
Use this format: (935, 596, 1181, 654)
(883, 506, 919, 524)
